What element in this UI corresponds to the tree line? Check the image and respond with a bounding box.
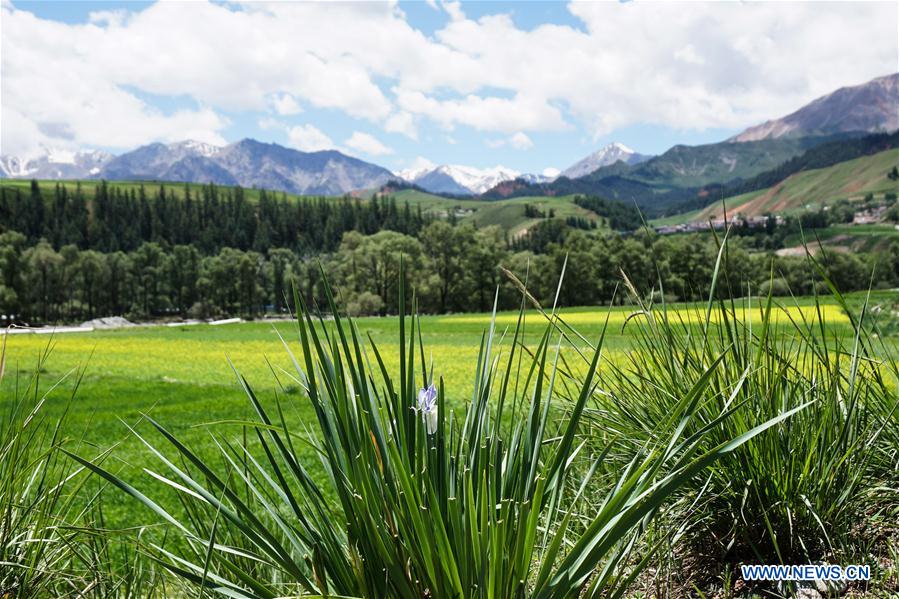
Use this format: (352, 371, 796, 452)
(3, 180, 898, 323)
(0, 180, 433, 255)
(2, 217, 897, 324)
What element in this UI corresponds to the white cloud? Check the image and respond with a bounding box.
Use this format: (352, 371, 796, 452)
(345, 131, 393, 156)
(287, 124, 334, 152)
(258, 117, 284, 130)
(486, 132, 534, 150)
(1, 0, 896, 156)
(1, 3, 231, 155)
(431, 2, 896, 135)
(271, 93, 302, 116)
(87, 9, 127, 27)
(409, 156, 436, 171)
(509, 132, 533, 150)
(674, 44, 704, 66)
(442, 1, 465, 22)
(395, 89, 567, 133)
(384, 111, 418, 139)
(542, 167, 560, 178)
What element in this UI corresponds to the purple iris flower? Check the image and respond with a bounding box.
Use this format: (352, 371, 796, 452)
(417, 383, 438, 434)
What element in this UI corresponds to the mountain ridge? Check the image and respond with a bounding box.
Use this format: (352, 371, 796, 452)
(397, 163, 521, 195)
(561, 142, 651, 179)
(731, 73, 898, 142)
(96, 138, 395, 196)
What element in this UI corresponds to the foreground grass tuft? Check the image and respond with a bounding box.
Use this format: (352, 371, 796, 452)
(588, 252, 899, 595)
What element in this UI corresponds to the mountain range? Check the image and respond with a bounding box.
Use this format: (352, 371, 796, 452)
(94, 138, 396, 196)
(1, 72, 896, 205)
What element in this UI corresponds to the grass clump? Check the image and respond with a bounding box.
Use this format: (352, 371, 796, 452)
(0, 337, 170, 597)
(0, 340, 97, 595)
(588, 247, 899, 594)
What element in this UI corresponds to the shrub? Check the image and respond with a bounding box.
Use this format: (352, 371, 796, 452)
(345, 290, 384, 316)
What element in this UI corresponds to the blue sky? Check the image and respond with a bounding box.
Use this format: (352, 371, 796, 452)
(2, 1, 896, 174)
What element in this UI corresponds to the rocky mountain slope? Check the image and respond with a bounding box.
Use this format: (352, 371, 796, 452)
(731, 73, 898, 142)
(98, 139, 394, 195)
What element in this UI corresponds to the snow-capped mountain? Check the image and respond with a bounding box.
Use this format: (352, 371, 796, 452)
(398, 164, 520, 195)
(396, 164, 435, 182)
(98, 138, 394, 195)
(561, 143, 651, 179)
(0, 149, 113, 179)
(100, 140, 226, 182)
(212, 139, 394, 195)
(1, 139, 394, 195)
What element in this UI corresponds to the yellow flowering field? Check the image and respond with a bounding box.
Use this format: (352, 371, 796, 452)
(0, 299, 859, 399)
(443, 303, 851, 327)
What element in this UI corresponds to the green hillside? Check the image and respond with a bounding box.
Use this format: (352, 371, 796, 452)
(1, 178, 605, 235)
(624, 136, 834, 189)
(384, 190, 603, 234)
(372, 188, 622, 234)
(483, 134, 855, 215)
(782, 223, 899, 254)
(656, 148, 899, 224)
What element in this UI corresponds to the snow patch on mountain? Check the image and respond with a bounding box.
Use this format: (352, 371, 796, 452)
(0, 156, 33, 178)
(561, 142, 650, 179)
(518, 172, 554, 184)
(168, 140, 223, 157)
(0, 149, 113, 179)
(398, 164, 520, 194)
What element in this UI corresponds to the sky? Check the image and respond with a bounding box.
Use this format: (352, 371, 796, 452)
(1, 0, 897, 176)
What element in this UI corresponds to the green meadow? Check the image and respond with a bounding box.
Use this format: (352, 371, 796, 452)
(0, 295, 879, 520)
(3, 288, 898, 596)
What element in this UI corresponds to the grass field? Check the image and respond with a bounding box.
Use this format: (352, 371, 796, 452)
(1, 293, 882, 525)
(4, 286, 898, 596)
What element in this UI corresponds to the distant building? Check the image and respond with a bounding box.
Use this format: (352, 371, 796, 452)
(654, 214, 780, 235)
(852, 205, 886, 225)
